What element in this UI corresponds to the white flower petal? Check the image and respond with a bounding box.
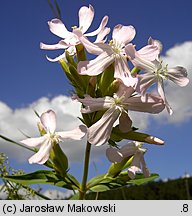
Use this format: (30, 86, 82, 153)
(114, 56, 138, 87)
(74, 30, 111, 55)
(28, 140, 53, 164)
(78, 5, 94, 33)
(125, 44, 156, 72)
(40, 41, 69, 50)
(40, 110, 56, 133)
(157, 81, 173, 115)
(77, 52, 114, 76)
(125, 93, 165, 114)
(140, 156, 150, 178)
(120, 142, 138, 157)
(127, 151, 143, 179)
(119, 112, 132, 133)
(57, 125, 87, 140)
(85, 15, 109, 37)
(46, 52, 66, 62)
(20, 135, 47, 147)
(136, 73, 157, 95)
(106, 147, 124, 163)
(137, 44, 159, 61)
(74, 95, 114, 113)
(168, 66, 189, 87)
(148, 37, 163, 54)
(112, 24, 136, 45)
(48, 18, 70, 39)
(116, 84, 134, 99)
(88, 107, 121, 146)
(127, 165, 141, 179)
(94, 27, 111, 43)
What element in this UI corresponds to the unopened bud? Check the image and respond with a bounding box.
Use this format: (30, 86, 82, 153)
(145, 136, 164, 145)
(86, 76, 97, 96)
(103, 79, 120, 97)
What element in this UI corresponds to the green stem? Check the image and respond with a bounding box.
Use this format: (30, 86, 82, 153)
(79, 141, 91, 200)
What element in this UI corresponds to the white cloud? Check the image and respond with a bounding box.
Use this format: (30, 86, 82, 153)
(43, 189, 72, 200)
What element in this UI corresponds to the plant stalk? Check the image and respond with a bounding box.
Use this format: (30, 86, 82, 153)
(79, 141, 91, 199)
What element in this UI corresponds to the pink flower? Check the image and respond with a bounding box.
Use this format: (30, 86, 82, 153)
(20, 110, 87, 164)
(76, 24, 137, 87)
(106, 141, 150, 179)
(125, 38, 189, 115)
(40, 5, 109, 62)
(74, 83, 165, 146)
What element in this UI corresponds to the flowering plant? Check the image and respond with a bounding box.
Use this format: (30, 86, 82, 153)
(0, 3, 189, 200)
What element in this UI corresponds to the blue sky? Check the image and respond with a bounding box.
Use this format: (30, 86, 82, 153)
(1, 0, 192, 196)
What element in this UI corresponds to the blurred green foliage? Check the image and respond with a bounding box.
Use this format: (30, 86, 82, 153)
(84, 176, 192, 200)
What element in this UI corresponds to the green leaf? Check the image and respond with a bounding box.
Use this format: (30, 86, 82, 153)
(90, 184, 111, 192)
(129, 173, 159, 185)
(88, 172, 159, 192)
(4, 170, 80, 190)
(66, 173, 80, 189)
(106, 156, 133, 178)
(69, 192, 79, 200)
(87, 174, 107, 189)
(4, 170, 57, 185)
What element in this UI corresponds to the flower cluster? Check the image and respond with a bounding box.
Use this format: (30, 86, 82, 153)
(23, 4, 189, 181)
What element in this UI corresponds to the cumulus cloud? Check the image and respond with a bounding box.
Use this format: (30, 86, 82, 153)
(43, 189, 72, 200)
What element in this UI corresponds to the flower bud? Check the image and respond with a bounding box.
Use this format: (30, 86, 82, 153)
(144, 136, 164, 145)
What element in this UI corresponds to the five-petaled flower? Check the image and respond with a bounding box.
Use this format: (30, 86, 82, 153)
(40, 5, 109, 62)
(74, 82, 165, 146)
(75, 24, 137, 87)
(106, 141, 150, 179)
(20, 110, 87, 164)
(125, 38, 189, 114)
